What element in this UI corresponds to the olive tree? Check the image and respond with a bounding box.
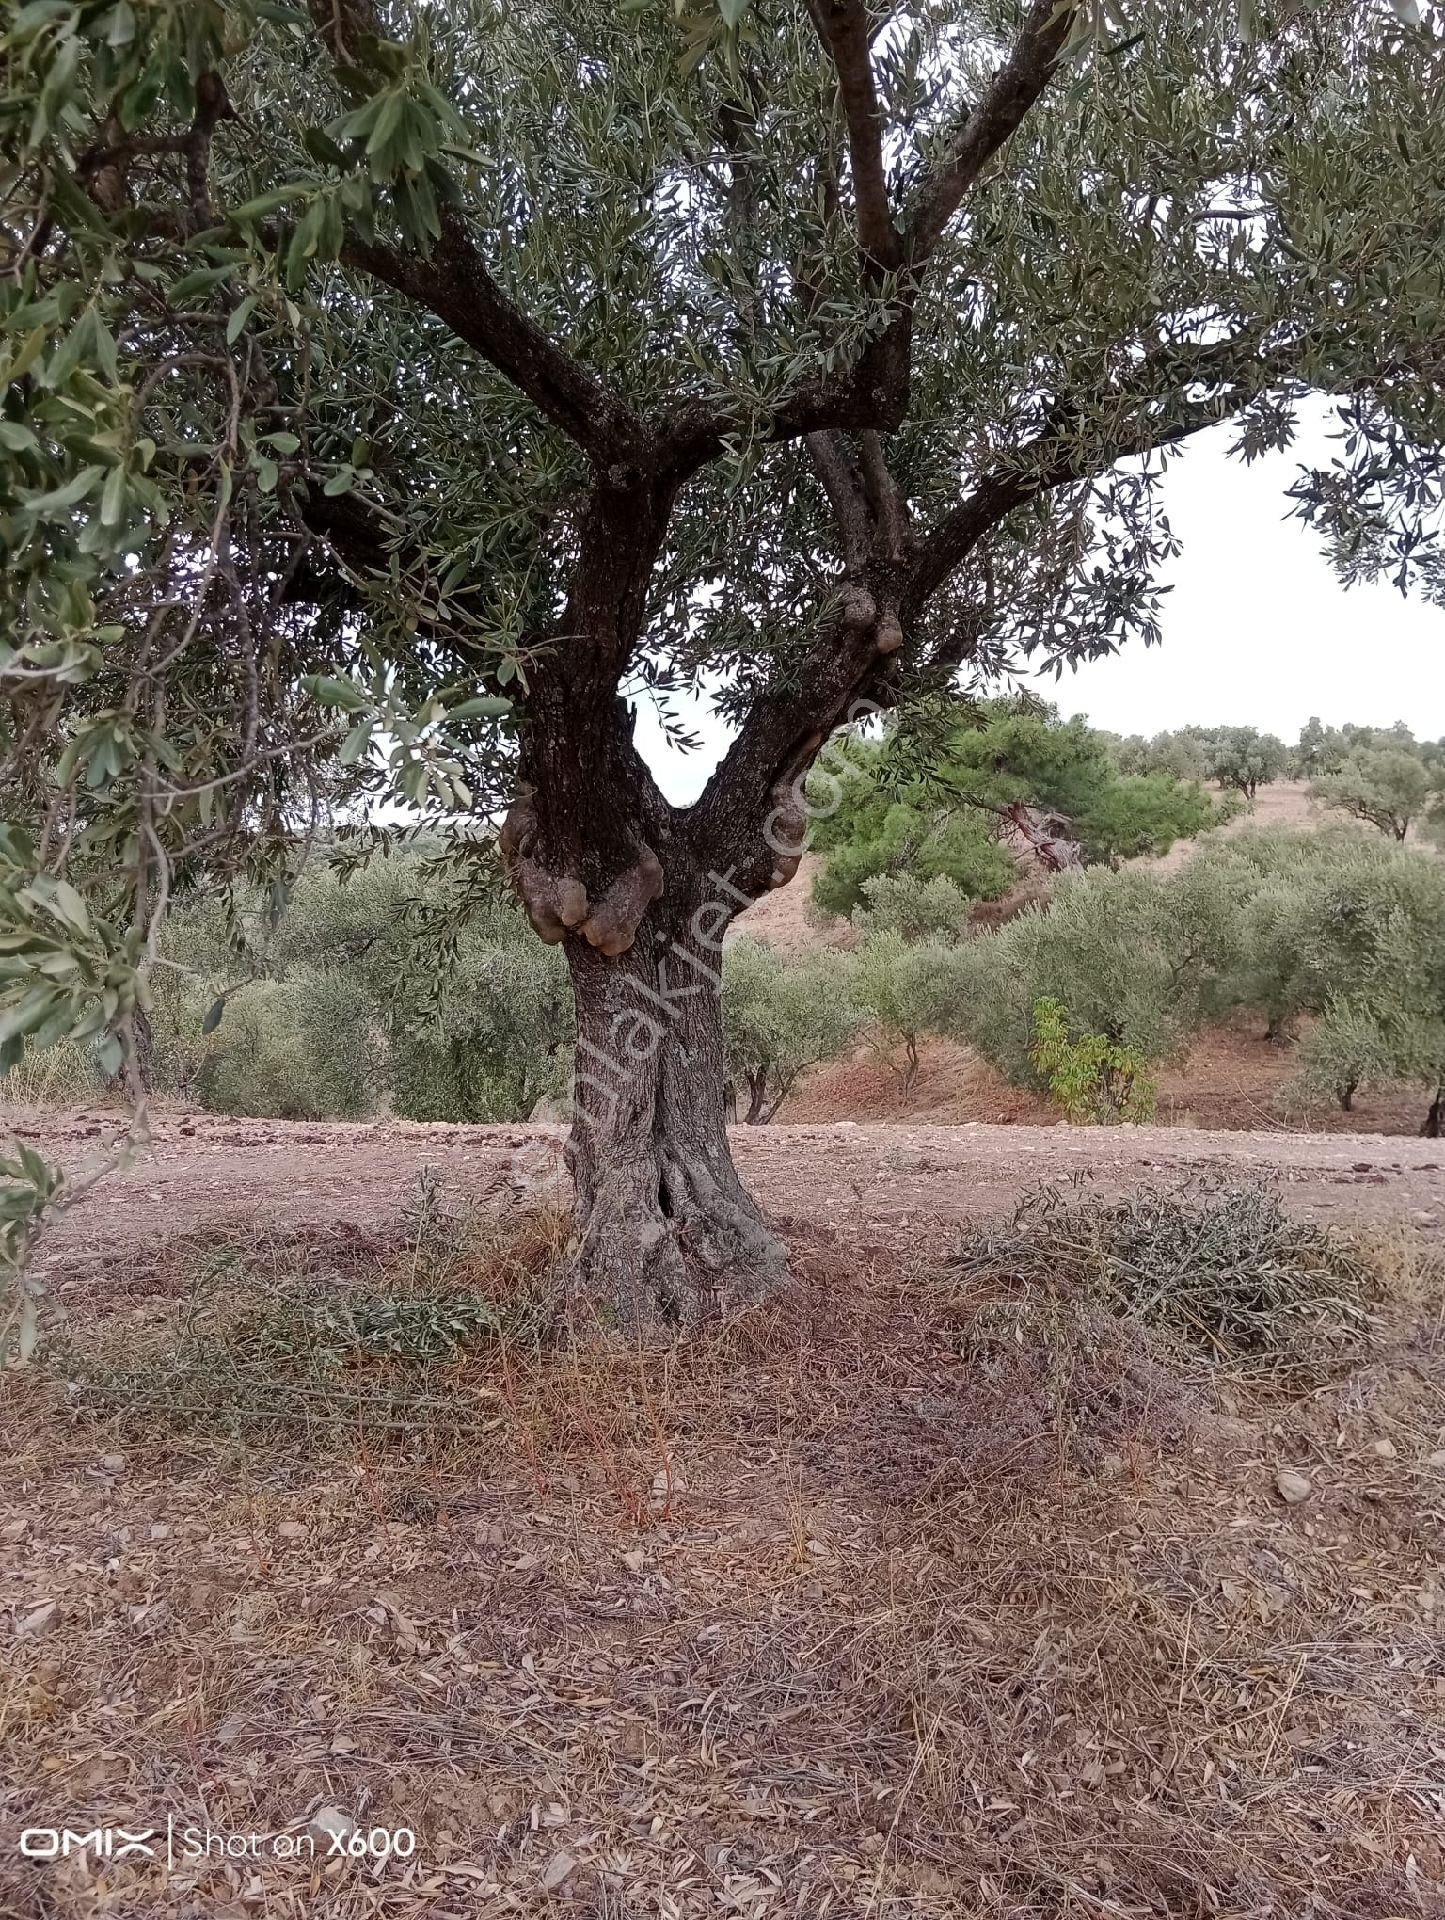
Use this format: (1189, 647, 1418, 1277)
(852, 870, 976, 942)
(1311, 747, 1435, 840)
(849, 931, 957, 1097)
(721, 937, 859, 1122)
(1282, 848, 1445, 1123)
(1204, 726, 1290, 801)
(4, 0, 1445, 1329)
(155, 849, 574, 1121)
(946, 862, 1247, 1086)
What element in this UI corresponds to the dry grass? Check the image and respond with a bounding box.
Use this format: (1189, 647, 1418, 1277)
(0, 1041, 96, 1111)
(2, 1182, 1444, 1919)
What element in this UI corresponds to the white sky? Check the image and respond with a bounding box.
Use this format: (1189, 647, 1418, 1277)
(636, 401, 1445, 805)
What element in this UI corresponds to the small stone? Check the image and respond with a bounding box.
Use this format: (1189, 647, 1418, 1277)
(1275, 1468, 1312, 1506)
(1368, 1437, 1396, 1459)
(541, 1850, 577, 1892)
(278, 1520, 306, 1539)
(1429, 1450, 1445, 1468)
(311, 1806, 353, 1845)
(99, 1453, 126, 1473)
(16, 1600, 58, 1638)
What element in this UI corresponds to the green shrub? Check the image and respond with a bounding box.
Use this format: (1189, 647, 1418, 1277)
(152, 847, 572, 1123)
(722, 939, 860, 1121)
(945, 863, 1244, 1088)
(1029, 996, 1157, 1123)
(195, 974, 378, 1119)
(852, 871, 976, 942)
(1075, 773, 1217, 865)
(1190, 830, 1445, 1120)
(389, 937, 572, 1123)
(808, 777, 1014, 919)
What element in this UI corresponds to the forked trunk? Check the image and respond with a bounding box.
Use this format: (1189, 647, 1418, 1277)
(501, 539, 812, 1332)
(563, 888, 788, 1335)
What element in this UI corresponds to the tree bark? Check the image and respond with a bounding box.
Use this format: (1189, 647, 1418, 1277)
(562, 877, 788, 1335)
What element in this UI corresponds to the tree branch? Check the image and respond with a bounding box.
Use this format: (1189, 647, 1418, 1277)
(858, 428, 907, 560)
(805, 430, 873, 572)
(692, 331, 1300, 871)
(807, 0, 902, 274)
(303, 0, 647, 467)
(907, 0, 1078, 264)
(656, 313, 914, 475)
(904, 333, 1301, 612)
(341, 213, 651, 469)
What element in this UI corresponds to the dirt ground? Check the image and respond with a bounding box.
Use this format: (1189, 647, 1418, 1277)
(3, 1116, 1444, 1919)
(9, 1105, 1443, 1301)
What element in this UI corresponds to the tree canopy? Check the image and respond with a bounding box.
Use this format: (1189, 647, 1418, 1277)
(806, 699, 1217, 916)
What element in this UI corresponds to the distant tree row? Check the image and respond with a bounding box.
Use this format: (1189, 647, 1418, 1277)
(1110, 723, 1288, 793)
(1111, 718, 1445, 838)
(808, 827, 1445, 1134)
(20, 819, 1442, 1140)
(144, 850, 574, 1126)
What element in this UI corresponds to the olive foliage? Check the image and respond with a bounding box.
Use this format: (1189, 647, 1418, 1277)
(150, 848, 574, 1123)
(721, 937, 861, 1122)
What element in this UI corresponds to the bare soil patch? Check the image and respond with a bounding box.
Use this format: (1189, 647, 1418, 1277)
(728, 852, 847, 955)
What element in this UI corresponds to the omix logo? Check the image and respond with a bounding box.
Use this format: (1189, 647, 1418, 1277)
(19, 1828, 159, 1860)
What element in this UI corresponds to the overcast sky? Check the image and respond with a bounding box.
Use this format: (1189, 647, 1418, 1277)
(636, 400, 1445, 804)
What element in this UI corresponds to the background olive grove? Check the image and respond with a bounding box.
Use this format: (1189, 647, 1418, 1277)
(23, 711, 1442, 1135)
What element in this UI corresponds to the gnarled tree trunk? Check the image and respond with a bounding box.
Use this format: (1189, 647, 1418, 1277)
(497, 470, 890, 1331)
(502, 597, 807, 1331)
(564, 885, 788, 1333)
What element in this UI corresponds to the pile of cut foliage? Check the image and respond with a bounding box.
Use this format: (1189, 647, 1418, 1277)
(951, 1178, 1376, 1369)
